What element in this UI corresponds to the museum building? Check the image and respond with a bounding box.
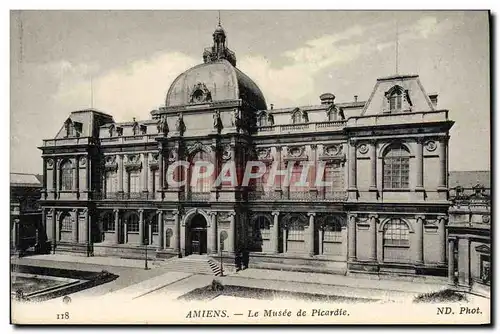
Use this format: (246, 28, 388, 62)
(39, 23, 459, 277)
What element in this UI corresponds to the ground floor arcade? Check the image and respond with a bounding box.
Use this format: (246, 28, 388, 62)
(40, 205, 449, 275)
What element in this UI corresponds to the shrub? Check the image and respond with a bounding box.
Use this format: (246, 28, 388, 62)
(414, 289, 468, 303)
(210, 280, 224, 292)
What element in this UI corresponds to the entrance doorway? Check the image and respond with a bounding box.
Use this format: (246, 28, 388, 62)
(187, 214, 207, 255)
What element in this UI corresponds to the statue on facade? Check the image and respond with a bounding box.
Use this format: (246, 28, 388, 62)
(157, 116, 169, 136)
(213, 109, 223, 133)
(231, 108, 240, 128)
(175, 113, 186, 135)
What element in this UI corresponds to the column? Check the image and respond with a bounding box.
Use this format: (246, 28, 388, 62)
(271, 211, 280, 254)
(415, 215, 424, 264)
(51, 209, 57, 245)
(55, 159, 59, 198)
(173, 210, 180, 253)
(73, 158, 79, 192)
(117, 155, 124, 193)
(348, 214, 357, 261)
(369, 214, 377, 261)
(416, 139, 424, 190)
(72, 209, 79, 243)
(309, 144, 317, 192)
(158, 145, 165, 190)
(142, 153, 149, 193)
(439, 217, 447, 264)
(448, 238, 455, 285)
(348, 141, 357, 189)
(209, 212, 218, 254)
(307, 213, 315, 256)
(177, 212, 184, 256)
(369, 141, 377, 190)
(42, 158, 47, 198)
(83, 157, 89, 192)
(274, 147, 282, 192)
(438, 137, 448, 189)
(82, 209, 89, 244)
(12, 219, 19, 249)
(458, 237, 470, 287)
(138, 209, 144, 245)
(228, 212, 236, 253)
(158, 211, 164, 249)
(114, 209, 120, 244)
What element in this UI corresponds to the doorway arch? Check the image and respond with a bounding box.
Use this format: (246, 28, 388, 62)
(186, 213, 208, 255)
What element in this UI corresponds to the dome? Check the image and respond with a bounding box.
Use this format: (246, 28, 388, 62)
(165, 59, 267, 111)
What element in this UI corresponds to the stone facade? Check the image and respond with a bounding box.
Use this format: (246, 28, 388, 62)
(39, 24, 458, 276)
(448, 183, 491, 296)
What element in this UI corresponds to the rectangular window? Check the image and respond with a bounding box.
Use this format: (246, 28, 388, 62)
(323, 230, 342, 243)
(383, 157, 409, 189)
(129, 171, 140, 193)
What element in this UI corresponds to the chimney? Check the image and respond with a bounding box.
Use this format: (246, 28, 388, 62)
(429, 93, 438, 107)
(270, 104, 274, 110)
(354, 95, 358, 102)
(319, 93, 335, 105)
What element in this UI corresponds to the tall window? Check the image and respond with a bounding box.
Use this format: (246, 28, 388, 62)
(383, 144, 410, 189)
(105, 170, 118, 193)
(292, 110, 307, 124)
(190, 151, 211, 193)
(127, 214, 139, 232)
(287, 217, 306, 241)
(60, 213, 72, 231)
(323, 216, 342, 243)
(128, 170, 140, 193)
(103, 212, 114, 232)
(254, 216, 271, 241)
(60, 160, 73, 190)
(388, 87, 403, 113)
(259, 113, 268, 127)
(383, 218, 410, 247)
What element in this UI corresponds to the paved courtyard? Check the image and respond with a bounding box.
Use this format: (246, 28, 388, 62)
(11, 254, 451, 303)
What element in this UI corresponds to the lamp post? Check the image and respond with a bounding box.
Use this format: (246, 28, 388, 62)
(144, 221, 149, 270)
(219, 240, 224, 277)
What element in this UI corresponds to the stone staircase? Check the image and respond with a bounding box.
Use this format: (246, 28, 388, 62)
(160, 255, 227, 276)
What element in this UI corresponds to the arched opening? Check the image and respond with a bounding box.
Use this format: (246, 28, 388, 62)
(124, 212, 140, 244)
(383, 218, 411, 263)
(59, 211, 72, 242)
(250, 215, 271, 252)
(383, 143, 410, 189)
(60, 160, 73, 191)
(186, 213, 208, 255)
(100, 211, 114, 243)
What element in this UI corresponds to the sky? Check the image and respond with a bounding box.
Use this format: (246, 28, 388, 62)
(10, 10, 490, 174)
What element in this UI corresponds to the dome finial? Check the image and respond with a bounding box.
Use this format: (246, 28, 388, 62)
(218, 10, 221, 27)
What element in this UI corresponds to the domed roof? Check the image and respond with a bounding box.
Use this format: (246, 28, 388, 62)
(165, 59, 267, 111)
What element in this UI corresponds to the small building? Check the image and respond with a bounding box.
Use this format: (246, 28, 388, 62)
(448, 171, 490, 296)
(10, 173, 45, 254)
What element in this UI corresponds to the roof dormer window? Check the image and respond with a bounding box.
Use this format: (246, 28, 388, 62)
(291, 108, 308, 124)
(384, 85, 407, 113)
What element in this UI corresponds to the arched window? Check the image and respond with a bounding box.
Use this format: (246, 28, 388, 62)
(254, 216, 271, 241)
(287, 216, 306, 241)
(258, 113, 268, 127)
(60, 160, 73, 190)
(126, 214, 139, 232)
(387, 86, 403, 113)
(383, 144, 410, 189)
(322, 216, 342, 243)
(383, 218, 410, 246)
(102, 212, 114, 232)
(291, 109, 308, 124)
(60, 213, 72, 231)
